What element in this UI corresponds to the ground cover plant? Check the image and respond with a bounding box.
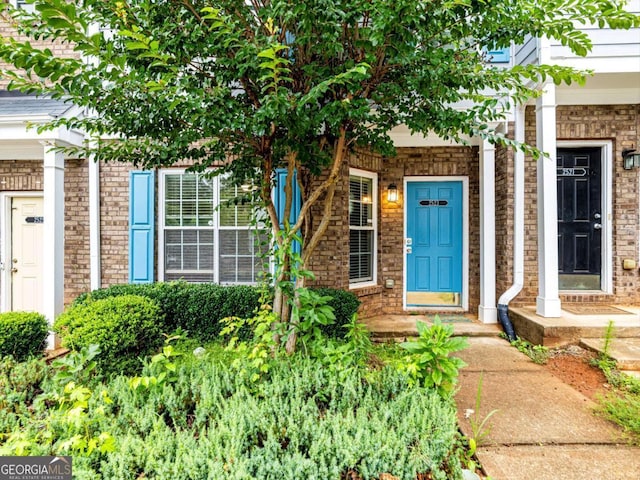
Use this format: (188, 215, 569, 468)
(590, 322, 640, 445)
(2, 278, 468, 478)
(0, 338, 467, 479)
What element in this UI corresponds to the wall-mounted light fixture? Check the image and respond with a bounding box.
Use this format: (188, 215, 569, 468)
(387, 183, 398, 203)
(622, 148, 640, 170)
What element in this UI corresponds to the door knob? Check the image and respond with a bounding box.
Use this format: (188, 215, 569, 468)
(10, 267, 17, 274)
(594, 223, 602, 230)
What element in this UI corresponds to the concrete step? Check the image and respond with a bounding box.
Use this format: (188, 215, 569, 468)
(580, 337, 640, 371)
(508, 306, 640, 347)
(363, 314, 501, 342)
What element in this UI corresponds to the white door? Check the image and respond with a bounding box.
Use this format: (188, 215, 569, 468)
(11, 197, 44, 312)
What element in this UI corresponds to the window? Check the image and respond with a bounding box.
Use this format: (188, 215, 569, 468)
(349, 169, 377, 286)
(160, 171, 267, 284)
(12, 0, 35, 12)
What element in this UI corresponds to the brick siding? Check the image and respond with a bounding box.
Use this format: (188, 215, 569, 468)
(99, 162, 131, 287)
(306, 146, 481, 316)
(514, 103, 640, 305)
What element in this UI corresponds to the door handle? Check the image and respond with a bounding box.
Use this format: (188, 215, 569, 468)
(594, 223, 602, 230)
(10, 267, 17, 274)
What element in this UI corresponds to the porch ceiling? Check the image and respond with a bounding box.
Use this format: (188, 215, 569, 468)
(556, 72, 640, 106)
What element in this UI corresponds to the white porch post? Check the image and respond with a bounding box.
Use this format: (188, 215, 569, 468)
(535, 83, 561, 317)
(479, 138, 497, 323)
(43, 142, 65, 348)
(89, 153, 101, 290)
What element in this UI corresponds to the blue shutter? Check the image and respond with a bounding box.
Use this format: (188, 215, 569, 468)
(129, 170, 155, 283)
(274, 168, 301, 254)
(486, 47, 510, 63)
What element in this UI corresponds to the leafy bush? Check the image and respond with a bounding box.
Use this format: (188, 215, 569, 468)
(74, 282, 262, 341)
(54, 295, 163, 375)
(0, 311, 48, 361)
(74, 283, 359, 342)
(400, 318, 468, 396)
(310, 287, 361, 338)
(0, 357, 48, 435)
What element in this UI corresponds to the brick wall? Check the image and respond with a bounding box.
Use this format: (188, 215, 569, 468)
(306, 146, 481, 316)
(64, 159, 90, 304)
(515, 103, 640, 305)
(0, 5, 80, 90)
(381, 147, 481, 314)
(495, 138, 515, 299)
(0, 159, 43, 189)
(99, 162, 131, 287)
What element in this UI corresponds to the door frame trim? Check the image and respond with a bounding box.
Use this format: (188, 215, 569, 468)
(403, 176, 469, 311)
(556, 140, 613, 294)
(0, 192, 44, 312)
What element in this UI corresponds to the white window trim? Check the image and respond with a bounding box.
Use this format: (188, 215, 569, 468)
(11, 0, 35, 13)
(349, 168, 378, 289)
(158, 169, 263, 285)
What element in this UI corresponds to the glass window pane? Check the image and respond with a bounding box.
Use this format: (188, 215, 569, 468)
(162, 171, 267, 285)
(349, 173, 376, 285)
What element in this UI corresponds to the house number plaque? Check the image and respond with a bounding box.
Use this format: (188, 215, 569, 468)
(25, 216, 44, 224)
(556, 167, 587, 177)
(419, 200, 448, 206)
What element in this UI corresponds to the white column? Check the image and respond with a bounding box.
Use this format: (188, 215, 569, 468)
(479, 138, 497, 323)
(42, 142, 65, 348)
(88, 153, 101, 290)
(535, 83, 561, 317)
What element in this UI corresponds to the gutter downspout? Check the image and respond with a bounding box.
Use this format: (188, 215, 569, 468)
(89, 152, 101, 290)
(497, 105, 525, 341)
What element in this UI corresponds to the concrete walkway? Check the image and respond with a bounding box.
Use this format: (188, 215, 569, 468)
(455, 337, 640, 480)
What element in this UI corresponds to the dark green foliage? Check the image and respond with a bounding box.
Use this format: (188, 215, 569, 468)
(309, 287, 361, 339)
(75, 282, 262, 341)
(0, 357, 48, 434)
(0, 311, 48, 361)
(54, 295, 163, 376)
(73, 283, 359, 341)
(5, 352, 461, 479)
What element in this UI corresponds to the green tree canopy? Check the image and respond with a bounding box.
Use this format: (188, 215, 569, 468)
(1, 0, 637, 350)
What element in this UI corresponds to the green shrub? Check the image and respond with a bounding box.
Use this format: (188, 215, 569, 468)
(312, 287, 361, 338)
(54, 295, 164, 375)
(73, 283, 360, 343)
(0, 311, 48, 361)
(74, 282, 262, 341)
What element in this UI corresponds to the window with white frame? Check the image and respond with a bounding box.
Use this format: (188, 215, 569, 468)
(349, 170, 377, 285)
(160, 171, 267, 284)
(12, 0, 35, 12)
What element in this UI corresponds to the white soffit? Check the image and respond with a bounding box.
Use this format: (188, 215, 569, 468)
(556, 72, 640, 105)
(390, 125, 476, 147)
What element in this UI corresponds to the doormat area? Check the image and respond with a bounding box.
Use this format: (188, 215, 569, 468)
(562, 305, 631, 315)
(425, 314, 472, 323)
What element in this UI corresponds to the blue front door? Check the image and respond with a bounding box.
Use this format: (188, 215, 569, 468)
(406, 181, 463, 307)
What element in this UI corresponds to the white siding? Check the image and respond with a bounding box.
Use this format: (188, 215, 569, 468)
(515, 35, 539, 66)
(516, 0, 640, 73)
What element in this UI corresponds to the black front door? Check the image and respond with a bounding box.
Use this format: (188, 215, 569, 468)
(557, 147, 602, 290)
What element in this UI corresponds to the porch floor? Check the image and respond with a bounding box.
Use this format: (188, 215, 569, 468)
(508, 305, 640, 347)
